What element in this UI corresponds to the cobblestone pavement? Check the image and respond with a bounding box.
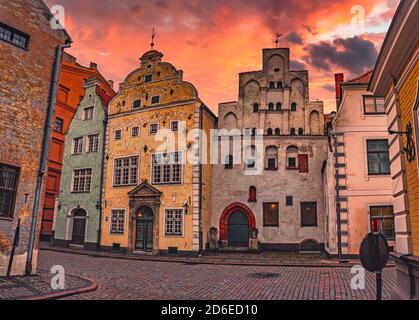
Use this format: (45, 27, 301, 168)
(37, 250, 396, 300)
(0, 272, 93, 300)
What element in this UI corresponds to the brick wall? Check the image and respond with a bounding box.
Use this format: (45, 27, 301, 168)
(399, 59, 419, 256)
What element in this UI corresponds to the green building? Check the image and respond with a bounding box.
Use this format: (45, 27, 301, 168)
(53, 78, 112, 249)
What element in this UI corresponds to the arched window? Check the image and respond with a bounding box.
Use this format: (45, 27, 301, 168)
(248, 186, 257, 202)
(267, 128, 273, 136)
(286, 146, 299, 169)
(275, 128, 281, 136)
(277, 81, 283, 89)
(291, 102, 297, 112)
(269, 81, 275, 89)
(276, 102, 282, 111)
(225, 155, 233, 169)
(298, 128, 304, 136)
(224, 112, 238, 130)
(290, 128, 296, 136)
(268, 103, 274, 111)
(253, 103, 259, 113)
(266, 146, 278, 170)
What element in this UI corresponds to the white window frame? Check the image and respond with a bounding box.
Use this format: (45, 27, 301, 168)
(150, 95, 161, 105)
(132, 127, 140, 137)
(115, 129, 122, 141)
(149, 123, 159, 135)
(71, 168, 93, 193)
(110, 209, 126, 234)
(113, 156, 139, 187)
(83, 106, 94, 120)
(151, 152, 183, 185)
(170, 120, 179, 132)
(72, 137, 84, 155)
(88, 134, 99, 152)
(164, 208, 184, 237)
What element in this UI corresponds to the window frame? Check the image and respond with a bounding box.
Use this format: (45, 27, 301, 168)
(301, 202, 318, 227)
(83, 106, 94, 120)
(164, 208, 184, 236)
(0, 22, 30, 50)
(369, 205, 395, 241)
(54, 117, 64, 133)
(263, 202, 279, 227)
(110, 209, 126, 234)
(363, 95, 386, 115)
(149, 123, 159, 135)
(133, 99, 142, 109)
(113, 156, 139, 187)
(71, 168, 93, 193)
(132, 127, 140, 137)
(114, 129, 122, 141)
(366, 139, 391, 176)
(170, 120, 179, 132)
(0, 163, 20, 218)
(88, 134, 99, 152)
(72, 137, 84, 155)
(151, 95, 160, 105)
(144, 74, 153, 83)
(152, 152, 183, 185)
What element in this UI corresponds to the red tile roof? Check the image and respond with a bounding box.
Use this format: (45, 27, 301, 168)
(347, 69, 374, 84)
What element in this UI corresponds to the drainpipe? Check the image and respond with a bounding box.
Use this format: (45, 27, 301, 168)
(330, 129, 343, 260)
(97, 118, 108, 250)
(26, 39, 72, 275)
(198, 104, 204, 256)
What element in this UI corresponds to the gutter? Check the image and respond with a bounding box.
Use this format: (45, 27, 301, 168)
(198, 104, 204, 256)
(97, 117, 108, 249)
(26, 39, 73, 275)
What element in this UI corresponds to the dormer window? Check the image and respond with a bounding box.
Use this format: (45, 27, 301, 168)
(145, 74, 153, 83)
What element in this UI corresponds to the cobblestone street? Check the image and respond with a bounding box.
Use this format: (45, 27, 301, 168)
(37, 250, 396, 300)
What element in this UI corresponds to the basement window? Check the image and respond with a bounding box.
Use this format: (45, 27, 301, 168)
(0, 22, 30, 50)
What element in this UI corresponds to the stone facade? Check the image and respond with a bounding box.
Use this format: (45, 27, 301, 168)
(53, 78, 115, 250)
(0, 0, 68, 276)
(100, 49, 216, 255)
(40, 53, 115, 241)
(324, 71, 393, 258)
(211, 48, 328, 251)
(369, 0, 419, 300)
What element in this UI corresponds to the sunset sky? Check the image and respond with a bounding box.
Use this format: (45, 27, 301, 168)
(45, 0, 400, 113)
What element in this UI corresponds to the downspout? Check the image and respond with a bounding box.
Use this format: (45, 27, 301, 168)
(331, 129, 343, 260)
(97, 117, 108, 250)
(26, 39, 72, 275)
(198, 105, 204, 256)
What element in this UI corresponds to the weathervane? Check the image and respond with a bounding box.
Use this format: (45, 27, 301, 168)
(275, 33, 284, 48)
(151, 28, 157, 50)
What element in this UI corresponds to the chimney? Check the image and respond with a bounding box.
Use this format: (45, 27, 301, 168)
(90, 62, 98, 70)
(334, 73, 344, 110)
(107, 80, 114, 89)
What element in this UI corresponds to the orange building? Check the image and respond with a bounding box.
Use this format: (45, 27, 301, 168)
(40, 52, 116, 241)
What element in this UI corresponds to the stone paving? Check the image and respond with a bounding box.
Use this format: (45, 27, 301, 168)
(36, 250, 396, 300)
(0, 271, 93, 300)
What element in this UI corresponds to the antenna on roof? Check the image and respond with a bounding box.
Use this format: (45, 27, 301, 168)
(151, 28, 157, 50)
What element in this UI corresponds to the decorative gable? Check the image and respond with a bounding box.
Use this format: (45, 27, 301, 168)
(128, 179, 162, 198)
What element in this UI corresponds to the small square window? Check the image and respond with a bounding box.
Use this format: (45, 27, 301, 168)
(115, 130, 122, 140)
(133, 100, 141, 109)
(286, 196, 293, 206)
(145, 74, 153, 83)
(151, 96, 160, 105)
(150, 123, 159, 134)
(132, 127, 139, 137)
(171, 121, 179, 132)
(84, 107, 94, 120)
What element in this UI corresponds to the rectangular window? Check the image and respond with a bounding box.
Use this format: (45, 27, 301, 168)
(288, 157, 296, 169)
(299, 154, 309, 173)
(0, 164, 19, 218)
(363, 96, 385, 114)
(171, 121, 179, 132)
(114, 157, 138, 187)
(73, 137, 83, 154)
(367, 140, 390, 175)
(152, 152, 182, 185)
(72, 168, 92, 193)
(370, 206, 395, 240)
(133, 100, 141, 109)
(111, 210, 125, 234)
(301, 202, 317, 227)
(132, 127, 139, 137)
(165, 209, 183, 236)
(286, 196, 293, 206)
(115, 130, 122, 140)
(0, 22, 30, 49)
(55, 118, 64, 133)
(150, 123, 159, 134)
(84, 107, 94, 120)
(263, 203, 279, 227)
(145, 74, 153, 83)
(88, 134, 99, 152)
(267, 158, 277, 170)
(151, 96, 160, 105)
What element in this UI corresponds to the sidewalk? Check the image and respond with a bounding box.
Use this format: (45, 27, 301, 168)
(0, 272, 97, 300)
(40, 242, 390, 268)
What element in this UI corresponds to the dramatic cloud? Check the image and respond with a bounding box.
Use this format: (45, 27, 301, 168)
(44, 0, 398, 113)
(304, 36, 378, 74)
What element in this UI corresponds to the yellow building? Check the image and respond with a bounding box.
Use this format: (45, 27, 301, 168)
(101, 49, 217, 256)
(369, 0, 419, 300)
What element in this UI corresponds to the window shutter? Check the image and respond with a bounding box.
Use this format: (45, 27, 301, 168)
(299, 154, 309, 173)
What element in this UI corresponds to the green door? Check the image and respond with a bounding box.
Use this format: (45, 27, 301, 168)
(136, 206, 154, 252)
(228, 211, 249, 247)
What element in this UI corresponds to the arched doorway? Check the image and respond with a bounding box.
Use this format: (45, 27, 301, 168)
(71, 208, 87, 245)
(228, 211, 249, 247)
(136, 206, 154, 252)
(219, 202, 256, 247)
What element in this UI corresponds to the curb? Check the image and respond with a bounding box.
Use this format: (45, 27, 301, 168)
(19, 278, 98, 301)
(40, 245, 394, 269)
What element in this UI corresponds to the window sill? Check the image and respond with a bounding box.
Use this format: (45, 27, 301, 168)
(110, 232, 125, 235)
(164, 234, 184, 238)
(113, 184, 137, 188)
(0, 216, 14, 221)
(248, 199, 257, 203)
(265, 168, 278, 171)
(301, 225, 318, 228)
(71, 191, 91, 194)
(286, 167, 299, 171)
(152, 182, 182, 186)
